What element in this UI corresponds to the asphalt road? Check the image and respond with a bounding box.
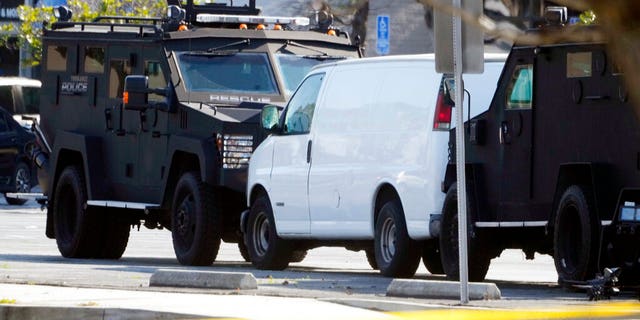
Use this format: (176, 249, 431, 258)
(0, 199, 628, 310)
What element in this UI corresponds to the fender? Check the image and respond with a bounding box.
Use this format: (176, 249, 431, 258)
(46, 131, 106, 239)
(49, 131, 107, 200)
(162, 134, 218, 202)
(550, 163, 614, 228)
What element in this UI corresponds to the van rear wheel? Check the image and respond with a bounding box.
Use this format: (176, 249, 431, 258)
(171, 171, 221, 266)
(439, 183, 491, 282)
(553, 185, 599, 285)
(374, 199, 421, 278)
(245, 193, 292, 270)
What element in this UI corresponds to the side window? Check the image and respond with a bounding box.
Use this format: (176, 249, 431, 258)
(506, 64, 533, 109)
(84, 47, 105, 74)
(145, 61, 167, 102)
(47, 45, 68, 71)
(283, 73, 324, 134)
(21, 87, 40, 114)
(0, 86, 14, 112)
(567, 52, 592, 78)
(109, 59, 132, 98)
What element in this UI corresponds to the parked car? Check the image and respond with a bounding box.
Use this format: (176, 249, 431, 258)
(243, 53, 506, 277)
(0, 106, 37, 205)
(0, 77, 41, 126)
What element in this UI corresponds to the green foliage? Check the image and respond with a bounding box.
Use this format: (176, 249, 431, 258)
(579, 10, 597, 25)
(1, 0, 166, 65)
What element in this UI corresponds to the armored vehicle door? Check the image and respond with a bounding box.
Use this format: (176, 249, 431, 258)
(498, 50, 535, 221)
(137, 46, 170, 199)
(103, 45, 144, 199)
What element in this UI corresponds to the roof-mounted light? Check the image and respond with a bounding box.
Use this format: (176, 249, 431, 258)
(54, 5, 73, 22)
(167, 5, 186, 22)
(196, 14, 310, 27)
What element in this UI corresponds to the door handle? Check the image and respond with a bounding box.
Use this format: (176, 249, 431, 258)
(499, 121, 509, 145)
(306, 140, 312, 163)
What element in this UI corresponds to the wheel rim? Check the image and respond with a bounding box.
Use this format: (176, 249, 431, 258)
(15, 167, 30, 193)
(175, 193, 196, 250)
(380, 217, 397, 263)
(252, 211, 270, 257)
(559, 203, 581, 274)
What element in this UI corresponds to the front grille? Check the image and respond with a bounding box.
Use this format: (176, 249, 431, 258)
(223, 134, 254, 169)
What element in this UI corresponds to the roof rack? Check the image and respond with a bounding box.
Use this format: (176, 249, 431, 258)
(50, 21, 162, 37)
(92, 16, 164, 25)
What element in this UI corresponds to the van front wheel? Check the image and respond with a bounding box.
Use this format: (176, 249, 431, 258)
(245, 193, 292, 270)
(374, 199, 421, 278)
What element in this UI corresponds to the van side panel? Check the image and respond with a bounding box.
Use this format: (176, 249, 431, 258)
(308, 65, 383, 238)
(374, 63, 440, 240)
(308, 61, 442, 240)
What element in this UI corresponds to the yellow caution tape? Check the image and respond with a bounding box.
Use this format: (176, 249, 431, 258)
(390, 302, 640, 320)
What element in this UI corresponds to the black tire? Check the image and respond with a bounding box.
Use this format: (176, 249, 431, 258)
(94, 210, 130, 259)
(171, 171, 221, 266)
(553, 185, 599, 284)
(5, 162, 31, 206)
(238, 240, 251, 262)
(422, 238, 444, 274)
(365, 249, 378, 270)
(290, 250, 307, 263)
(440, 183, 491, 282)
(374, 198, 421, 278)
(53, 166, 101, 258)
(245, 193, 292, 270)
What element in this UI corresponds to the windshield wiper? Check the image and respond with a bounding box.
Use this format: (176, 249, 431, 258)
(283, 40, 329, 56)
(302, 54, 347, 61)
(208, 39, 250, 52)
(184, 39, 251, 57)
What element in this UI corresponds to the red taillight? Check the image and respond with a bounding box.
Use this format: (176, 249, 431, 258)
(433, 91, 452, 131)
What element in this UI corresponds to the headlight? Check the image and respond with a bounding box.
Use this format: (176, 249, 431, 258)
(223, 134, 254, 169)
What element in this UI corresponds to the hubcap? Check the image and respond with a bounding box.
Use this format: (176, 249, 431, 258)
(176, 194, 195, 240)
(15, 167, 30, 193)
(252, 211, 270, 257)
(380, 217, 397, 263)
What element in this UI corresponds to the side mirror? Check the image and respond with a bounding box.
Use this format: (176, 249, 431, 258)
(443, 78, 456, 105)
(261, 105, 280, 132)
(124, 75, 149, 111)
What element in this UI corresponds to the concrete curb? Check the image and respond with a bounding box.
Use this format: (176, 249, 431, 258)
(149, 269, 258, 290)
(0, 305, 202, 320)
(386, 279, 501, 300)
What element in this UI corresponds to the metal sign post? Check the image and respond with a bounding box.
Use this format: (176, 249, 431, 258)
(376, 15, 390, 55)
(433, 0, 483, 305)
(452, 0, 468, 304)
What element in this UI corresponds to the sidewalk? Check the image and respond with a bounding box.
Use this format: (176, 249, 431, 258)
(0, 283, 392, 320)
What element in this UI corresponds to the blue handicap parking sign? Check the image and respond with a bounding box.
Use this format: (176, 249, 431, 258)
(376, 15, 390, 55)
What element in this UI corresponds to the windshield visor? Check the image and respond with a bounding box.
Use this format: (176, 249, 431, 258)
(177, 52, 278, 95)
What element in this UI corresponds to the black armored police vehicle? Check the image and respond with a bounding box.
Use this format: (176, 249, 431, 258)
(440, 12, 640, 286)
(33, 0, 361, 265)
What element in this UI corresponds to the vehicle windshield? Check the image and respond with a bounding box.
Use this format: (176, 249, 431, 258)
(275, 54, 343, 96)
(177, 52, 278, 95)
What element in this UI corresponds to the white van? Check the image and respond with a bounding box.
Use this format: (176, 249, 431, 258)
(244, 53, 506, 277)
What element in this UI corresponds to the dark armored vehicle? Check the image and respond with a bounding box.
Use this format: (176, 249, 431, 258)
(440, 18, 640, 285)
(33, 0, 361, 265)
